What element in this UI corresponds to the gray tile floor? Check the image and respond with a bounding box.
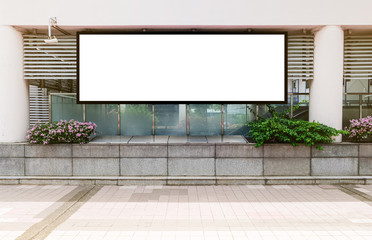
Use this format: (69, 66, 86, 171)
(90, 135, 247, 144)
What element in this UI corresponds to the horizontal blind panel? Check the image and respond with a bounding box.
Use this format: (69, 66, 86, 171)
(25, 73, 76, 76)
(287, 34, 314, 85)
(288, 57, 314, 61)
(25, 77, 76, 80)
(24, 46, 76, 49)
(25, 61, 76, 65)
(25, 69, 76, 72)
(24, 35, 76, 93)
(24, 53, 76, 56)
(344, 35, 372, 86)
(29, 85, 49, 126)
(25, 65, 76, 68)
(24, 56, 76, 62)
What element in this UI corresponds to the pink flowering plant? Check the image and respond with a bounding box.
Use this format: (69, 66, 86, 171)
(26, 120, 97, 144)
(344, 116, 372, 142)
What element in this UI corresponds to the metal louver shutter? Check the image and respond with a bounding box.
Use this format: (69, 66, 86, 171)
(287, 34, 314, 83)
(24, 34, 313, 93)
(344, 35, 372, 93)
(24, 35, 76, 92)
(29, 85, 49, 126)
(24, 35, 76, 125)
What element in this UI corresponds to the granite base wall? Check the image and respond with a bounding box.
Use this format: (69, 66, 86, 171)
(1, 143, 372, 184)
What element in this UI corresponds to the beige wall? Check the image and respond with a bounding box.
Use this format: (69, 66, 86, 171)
(1, 0, 372, 27)
(2, 0, 372, 142)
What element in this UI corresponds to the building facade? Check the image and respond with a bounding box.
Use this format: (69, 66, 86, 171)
(1, 0, 372, 142)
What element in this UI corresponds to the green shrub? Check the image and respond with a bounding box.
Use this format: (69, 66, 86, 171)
(247, 102, 348, 149)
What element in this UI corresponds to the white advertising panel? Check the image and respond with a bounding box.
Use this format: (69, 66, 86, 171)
(78, 32, 287, 103)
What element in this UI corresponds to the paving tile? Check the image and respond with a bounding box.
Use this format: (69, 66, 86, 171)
(0, 185, 77, 239)
(2, 185, 372, 240)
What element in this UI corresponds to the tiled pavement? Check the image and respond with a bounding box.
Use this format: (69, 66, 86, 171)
(0, 185, 77, 240)
(1, 185, 372, 239)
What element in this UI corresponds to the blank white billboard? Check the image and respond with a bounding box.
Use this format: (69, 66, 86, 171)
(78, 32, 287, 103)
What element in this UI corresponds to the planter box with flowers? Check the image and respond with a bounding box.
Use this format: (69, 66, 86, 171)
(26, 120, 97, 144)
(343, 116, 372, 142)
(0, 113, 372, 184)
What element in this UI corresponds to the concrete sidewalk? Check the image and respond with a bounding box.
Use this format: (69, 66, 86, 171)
(0, 185, 372, 240)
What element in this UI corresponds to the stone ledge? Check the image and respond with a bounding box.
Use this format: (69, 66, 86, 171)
(120, 145, 167, 158)
(359, 158, 372, 175)
(264, 144, 310, 158)
(168, 145, 215, 158)
(359, 144, 372, 157)
(265, 179, 315, 185)
(0, 144, 24, 158)
(167, 176, 216, 185)
(168, 158, 215, 176)
(0, 179, 19, 184)
(120, 158, 167, 176)
(0, 158, 24, 176)
(264, 157, 310, 176)
(25, 145, 72, 158)
(312, 144, 359, 157)
(25, 158, 72, 176)
(73, 158, 120, 176)
(311, 158, 359, 176)
(1, 176, 371, 185)
(217, 179, 265, 185)
(72, 145, 119, 158)
(216, 144, 262, 158)
(216, 158, 263, 176)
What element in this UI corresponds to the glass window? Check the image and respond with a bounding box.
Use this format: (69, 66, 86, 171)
(190, 104, 221, 135)
(86, 104, 118, 135)
(155, 104, 186, 135)
(51, 95, 83, 122)
(120, 104, 153, 136)
(362, 95, 372, 119)
(224, 104, 247, 135)
(343, 94, 360, 128)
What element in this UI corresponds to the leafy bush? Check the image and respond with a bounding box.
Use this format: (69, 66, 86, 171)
(27, 120, 97, 144)
(344, 116, 372, 142)
(247, 103, 348, 149)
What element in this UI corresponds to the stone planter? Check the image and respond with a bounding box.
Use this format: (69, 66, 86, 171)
(0, 142, 372, 185)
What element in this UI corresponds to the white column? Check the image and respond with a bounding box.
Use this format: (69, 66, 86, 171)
(310, 26, 344, 142)
(0, 26, 29, 142)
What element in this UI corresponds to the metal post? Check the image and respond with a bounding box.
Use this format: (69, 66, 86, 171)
(186, 104, 190, 136)
(48, 93, 52, 123)
(290, 94, 294, 119)
(118, 105, 121, 135)
(83, 104, 86, 122)
(359, 94, 363, 119)
(152, 104, 155, 136)
(221, 104, 224, 135)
